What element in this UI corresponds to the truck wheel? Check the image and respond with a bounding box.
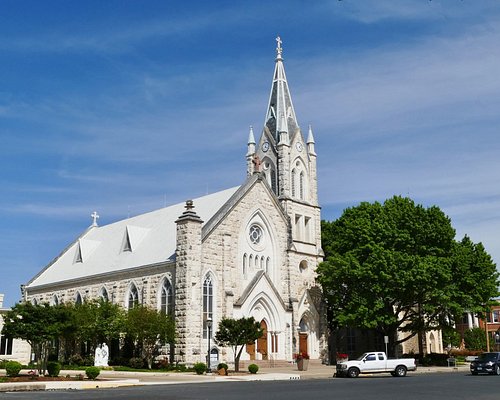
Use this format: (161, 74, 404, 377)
(394, 365, 407, 377)
(347, 367, 360, 378)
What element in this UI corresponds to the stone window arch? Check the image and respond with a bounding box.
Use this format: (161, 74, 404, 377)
(291, 159, 308, 201)
(262, 158, 277, 195)
(100, 287, 109, 302)
(75, 292, 83, 305)
(127, 283, 139, 309)
(243, 253, 248, 276)
(160, 278, 174, 316)
(203, 273, 215, 339)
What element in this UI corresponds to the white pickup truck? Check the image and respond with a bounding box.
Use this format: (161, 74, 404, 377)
(335, 352, 417, 378)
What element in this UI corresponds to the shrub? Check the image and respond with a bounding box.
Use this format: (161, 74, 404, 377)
(193, 362, 206, 375)
(129, 357, 145, 369)
(85, 366, 100, 380)
(47, 361, 61, 377)
(217, 362, 228, 375)
(68, 354, 84, 366)
(0, 359, 10, 369)
(5, 361, 23, 377)
(217, 362, 228, 371)
(248, 364, 259, 374)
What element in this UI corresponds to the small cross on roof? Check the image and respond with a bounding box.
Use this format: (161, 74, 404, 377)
(91, 211, 100, 227)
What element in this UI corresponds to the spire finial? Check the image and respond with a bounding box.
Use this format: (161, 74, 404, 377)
(248, 125, 255, 144)
(276, 36, 283, 59)
(91, 211, 99, 227)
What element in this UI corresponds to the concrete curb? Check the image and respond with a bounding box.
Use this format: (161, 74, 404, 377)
(0, 365, 471, 391)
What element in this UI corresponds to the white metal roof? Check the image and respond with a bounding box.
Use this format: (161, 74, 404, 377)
(27, 186, 239, 288)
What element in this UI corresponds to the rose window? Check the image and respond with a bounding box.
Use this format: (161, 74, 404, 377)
(249, 225, 263, 245)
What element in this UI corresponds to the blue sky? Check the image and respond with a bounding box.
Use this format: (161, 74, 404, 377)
(1, 0, 500, 307)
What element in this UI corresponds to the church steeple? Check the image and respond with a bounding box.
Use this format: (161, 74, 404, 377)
(264, 36, 300, 143)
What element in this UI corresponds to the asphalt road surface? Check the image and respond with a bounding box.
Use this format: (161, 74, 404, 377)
(2, 373, 500, 400)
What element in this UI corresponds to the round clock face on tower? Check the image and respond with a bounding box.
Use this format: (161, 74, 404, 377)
(296, 142, 303, 152)
(262, 142, 270, 152)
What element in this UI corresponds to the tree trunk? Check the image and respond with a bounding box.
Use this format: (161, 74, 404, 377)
(234, 345, 244, 372)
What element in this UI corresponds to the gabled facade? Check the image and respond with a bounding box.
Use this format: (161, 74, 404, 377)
(24, 38, 325, 365)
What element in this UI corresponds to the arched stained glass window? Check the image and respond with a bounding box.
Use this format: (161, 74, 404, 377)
(128, 284, 139, 309)
(160, 279, 174, 316)
(203, 275, 214, 338)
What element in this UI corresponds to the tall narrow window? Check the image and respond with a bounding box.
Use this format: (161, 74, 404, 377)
(243, 254, 247, 276)
(304, 217, 311, 242)
(128, 284, 139, 309)
(160, 279, 174, 316)
(295, 214, 302, 240)
(271, 168, 277, 194)
(291, 169, 296, 197)
(100, 287, 109, 302)
(52, 295, 59, 306)
(299, 172, 305, 200)
(203, 275, 214, 338)
(0, 334, 13, 356)
(75, 292, 83, 305)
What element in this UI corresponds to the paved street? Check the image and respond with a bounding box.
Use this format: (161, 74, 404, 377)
(2, 370, 500, 400)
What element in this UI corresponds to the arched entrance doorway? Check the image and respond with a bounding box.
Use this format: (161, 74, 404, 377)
(298, 318, 308, 355)
(257, 320, 268, 360)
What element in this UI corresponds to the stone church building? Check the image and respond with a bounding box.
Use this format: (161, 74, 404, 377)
(23, 38, 327, 365)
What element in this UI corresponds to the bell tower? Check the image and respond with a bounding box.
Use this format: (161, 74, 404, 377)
(248, 36, 322, 262)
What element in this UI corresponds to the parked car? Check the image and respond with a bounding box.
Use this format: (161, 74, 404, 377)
(470, 352, 500, 375)
(335, 352, 417, 378)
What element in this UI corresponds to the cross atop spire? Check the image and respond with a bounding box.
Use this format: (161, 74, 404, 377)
(276, 36, 283, 59)
(264, 36, 299, 143)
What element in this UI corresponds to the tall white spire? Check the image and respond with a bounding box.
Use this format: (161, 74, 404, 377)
(264, 36, 299, 143)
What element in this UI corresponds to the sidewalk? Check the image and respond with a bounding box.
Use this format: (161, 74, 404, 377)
(0, 363, 470, 392)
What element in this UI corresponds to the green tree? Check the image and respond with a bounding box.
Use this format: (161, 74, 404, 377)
(464, 327, 487, 351)
(72, 299, 126, 355)
(449, 236, 499, 317)
(125, 305, 175, 369)
(2, 302, 72, 374)
(214, 317, 263, 372)
(318, 196, 498, 356)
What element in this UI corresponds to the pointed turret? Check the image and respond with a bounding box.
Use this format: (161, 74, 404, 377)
(246, 126, 256, 176)
(264, 36, 300, 143)
(307, 125, 316, 156)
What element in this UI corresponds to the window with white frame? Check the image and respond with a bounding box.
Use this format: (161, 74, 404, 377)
(493, 310, 500, 323)
(0, 334, 13, 356)
(203, 274, 214, 339)
(160, 279, 174, 316)
(128, 284, 139, 309)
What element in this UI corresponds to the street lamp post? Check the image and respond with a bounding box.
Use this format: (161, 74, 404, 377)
(207, 317, 212, 373)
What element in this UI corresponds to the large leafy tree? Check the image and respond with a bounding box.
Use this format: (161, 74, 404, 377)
(318, 196, 498, 356)
(2, 302, 73, 374)
(72, 299, 126, 351)
(125, 305, 175, 369)
(215, 317, 263, 372)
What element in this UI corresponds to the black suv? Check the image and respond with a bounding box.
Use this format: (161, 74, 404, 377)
(470, 352, 500, 375)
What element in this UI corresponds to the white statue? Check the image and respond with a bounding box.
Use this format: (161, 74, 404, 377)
(94, 343, 109, 367)
(94, 345, 102, 367)
(101, 343, 109, 367)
